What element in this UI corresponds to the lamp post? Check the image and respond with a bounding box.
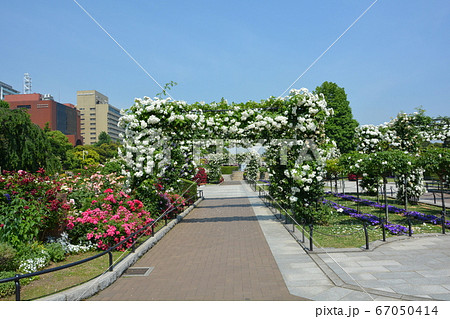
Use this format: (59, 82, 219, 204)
(82, 150, 88, 168)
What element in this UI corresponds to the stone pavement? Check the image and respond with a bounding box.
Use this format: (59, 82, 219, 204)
(90, 181, 450, 301)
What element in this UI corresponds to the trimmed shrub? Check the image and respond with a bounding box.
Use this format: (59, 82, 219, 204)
(221, 166, 238, 175)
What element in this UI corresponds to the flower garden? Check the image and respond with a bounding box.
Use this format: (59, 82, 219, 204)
(1, 86, 449, 299)
(0, 164, 197, 299)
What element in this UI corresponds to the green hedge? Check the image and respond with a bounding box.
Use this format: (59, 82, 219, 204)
(221, 166, 239, 174)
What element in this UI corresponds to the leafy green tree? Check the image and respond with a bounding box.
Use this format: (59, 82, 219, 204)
(314, 82, 359, 154)
(419, 147, 450, 182)
(95, 131, 112, 146)
(46, 130, 73, 166)
(0, 107, 60, 173)
(325, 158, 343, 192)
(94, 142, 120, 163)
(65, 146, 100, 169)
(418, 147, 450, 214)
(0, 100, 10, 109)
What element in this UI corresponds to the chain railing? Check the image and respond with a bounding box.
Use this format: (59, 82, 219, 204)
(0, 185, 204, 301)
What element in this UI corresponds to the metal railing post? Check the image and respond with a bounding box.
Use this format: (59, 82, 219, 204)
(442, 211, 446, 235)
(309, 224, 314, 251)
(381, 220, 386, 242)
(108, 251, 114, 271)
(14, 275, 21, 301)
(407, 218, 412, 237)
(302, 222, 305, 243)
(363, 222, 369, 250)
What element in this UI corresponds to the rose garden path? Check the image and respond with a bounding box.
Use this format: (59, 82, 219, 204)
(89, 181, 450, 301)
(90, 181, 304, 301)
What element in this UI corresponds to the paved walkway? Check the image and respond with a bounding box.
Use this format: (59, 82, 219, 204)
(90, 181, 450, 301)
(90, 181, 304, 301)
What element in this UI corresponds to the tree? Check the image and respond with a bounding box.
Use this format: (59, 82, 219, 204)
(65, 146, 100, 169)
(46, 130, 73, 166)
(0, 107, 60, 173)
(0, 100, 10, 109)
(418, 147, 450, 214)
(314, 82, 359, 154)
(95, 131, 112, 147)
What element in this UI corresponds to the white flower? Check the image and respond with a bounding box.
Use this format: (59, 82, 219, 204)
(148, 115, 160, 124)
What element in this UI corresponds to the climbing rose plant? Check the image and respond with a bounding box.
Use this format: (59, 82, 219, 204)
(119, 88, 334, 217)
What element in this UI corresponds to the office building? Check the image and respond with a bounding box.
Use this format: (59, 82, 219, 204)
(0, 81, 20, 100)
(5, 93, 83, 146)
(76, 90, 123, 145)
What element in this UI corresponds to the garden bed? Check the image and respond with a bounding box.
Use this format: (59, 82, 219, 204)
(303, 194, 444, 249)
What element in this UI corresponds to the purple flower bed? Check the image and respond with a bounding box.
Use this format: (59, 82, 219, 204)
(327, 192, 450, 229)
(323, 199, 409, 235)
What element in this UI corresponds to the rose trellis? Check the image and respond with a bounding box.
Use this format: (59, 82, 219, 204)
(118, 88, 335, 214)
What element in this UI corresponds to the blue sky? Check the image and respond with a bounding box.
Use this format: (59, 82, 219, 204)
(1, 0, 449, 125)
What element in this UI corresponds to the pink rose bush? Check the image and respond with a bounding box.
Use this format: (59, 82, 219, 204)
(66, 188, 154, 251)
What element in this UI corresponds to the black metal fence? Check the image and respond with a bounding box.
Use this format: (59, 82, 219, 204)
(0, 189, 204, 301)
(246, 179, 437, 253)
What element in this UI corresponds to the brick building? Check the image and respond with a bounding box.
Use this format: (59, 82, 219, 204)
(5, 93, 83, 146)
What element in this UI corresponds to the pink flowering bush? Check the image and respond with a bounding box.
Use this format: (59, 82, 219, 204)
(66, 188, 154, 251)
(158, 192, 186, 218)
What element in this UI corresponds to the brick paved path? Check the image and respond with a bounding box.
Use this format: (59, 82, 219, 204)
(90, 183, 305, 301)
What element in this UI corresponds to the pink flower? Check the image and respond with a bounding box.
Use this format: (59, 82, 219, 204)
(103, 188, 114, 194)
(105, 194, 117, 203)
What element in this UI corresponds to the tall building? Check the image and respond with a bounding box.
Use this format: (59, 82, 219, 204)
(0, 81, 20, 100)
(76, 90, 123, 145)
(5, 93, 83, 146)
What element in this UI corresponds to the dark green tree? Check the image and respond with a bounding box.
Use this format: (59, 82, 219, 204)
(46, 130, 73, 167)
(314, 82, 359, 154)
(95, 131, 112, 146)
(0, 100, 10, 109)
(94, 142, 120, 163)
(0, 107, 60, 173)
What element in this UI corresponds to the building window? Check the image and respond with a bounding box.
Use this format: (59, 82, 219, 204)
(37, 104, 48, 108)
(17, 105, 31, 109)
